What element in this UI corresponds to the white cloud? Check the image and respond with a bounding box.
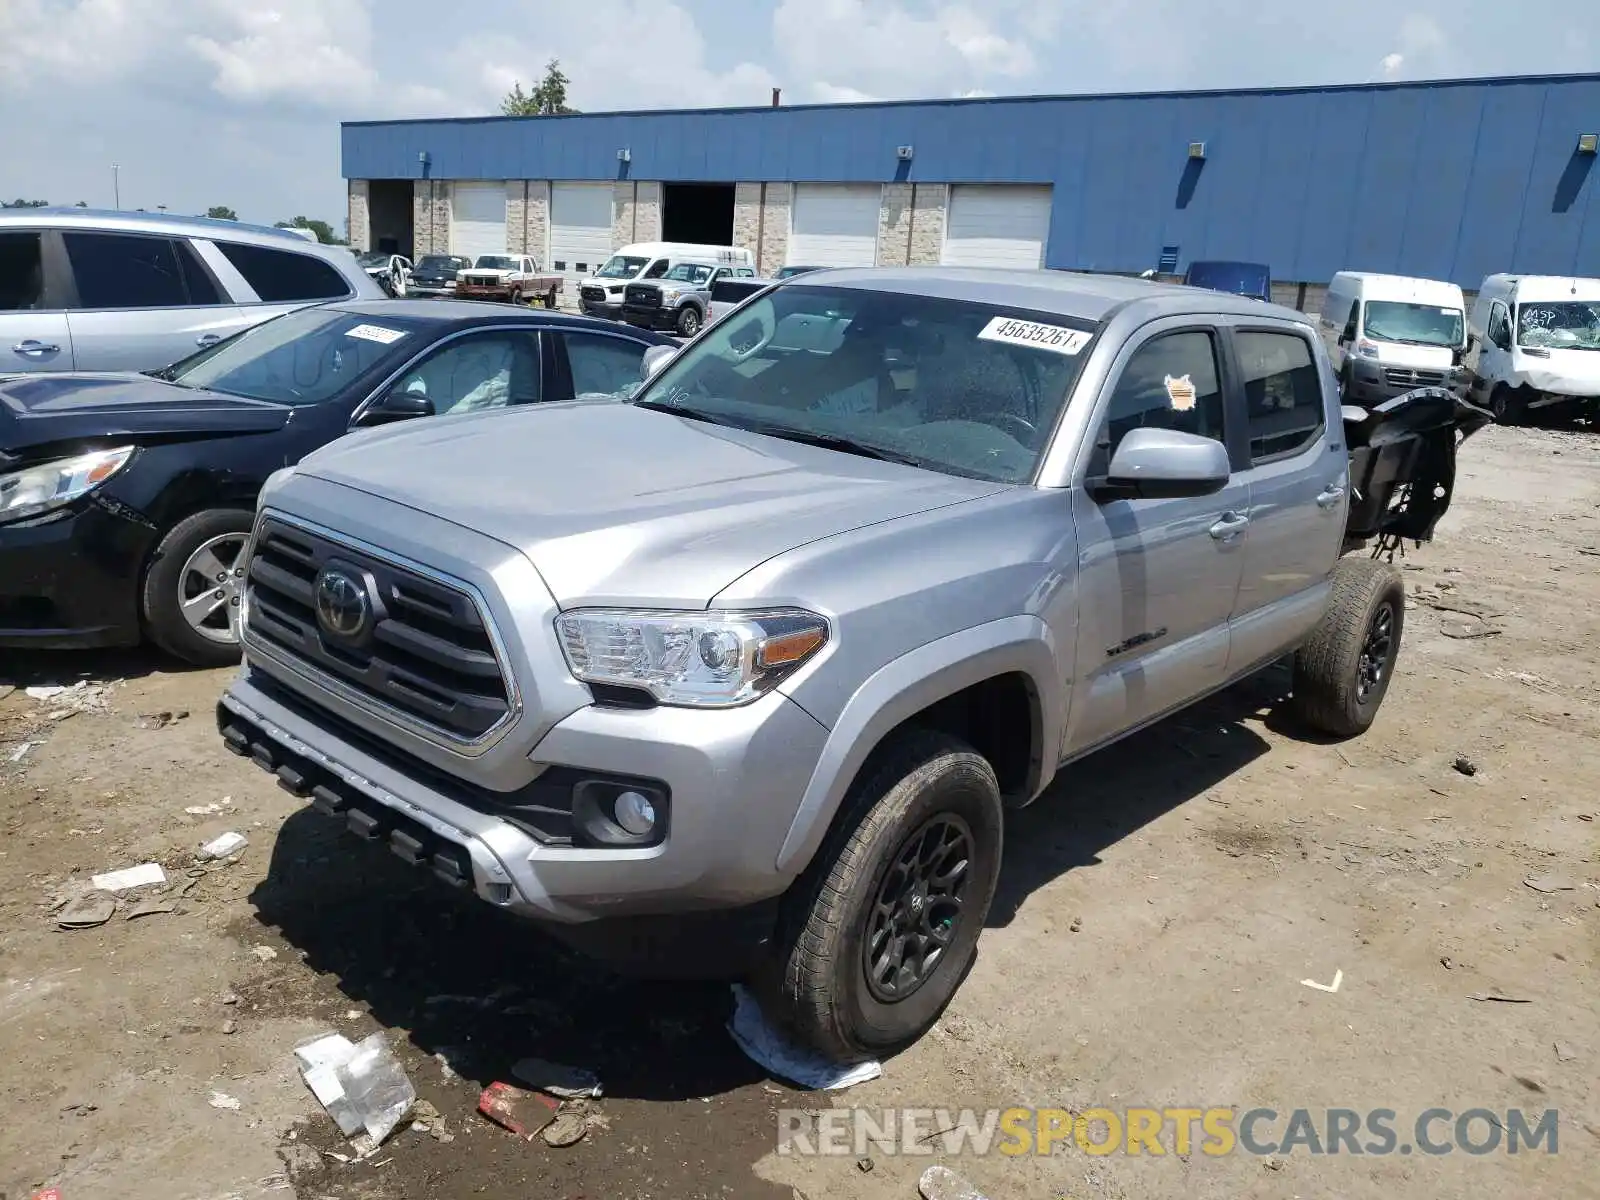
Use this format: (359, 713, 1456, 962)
(1381, 52, 1405, 77)
(811, 83, 884, 104)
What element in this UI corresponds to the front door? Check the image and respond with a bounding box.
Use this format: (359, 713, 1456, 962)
(0, 229, 73, 372)
(1226, 321, 1347, 672)
(1064, 321, 1249, 756)
(1471, 300, 1513, 404)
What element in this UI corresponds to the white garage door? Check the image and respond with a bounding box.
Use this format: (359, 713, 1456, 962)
(942, 185, 1053, 269)
(788, 184, 880, 268)
(450, 182, 507, 261)
(550, 182, 614, 295)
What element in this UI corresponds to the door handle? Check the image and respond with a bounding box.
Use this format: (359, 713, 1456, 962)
(196, 333, 222, 347)
(1316, 485, 1346, 509)
(1209, 511, 1250, 540)
(12, 340, 61, 355)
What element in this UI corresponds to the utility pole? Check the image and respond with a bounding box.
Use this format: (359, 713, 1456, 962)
(112, 164, 121, 210)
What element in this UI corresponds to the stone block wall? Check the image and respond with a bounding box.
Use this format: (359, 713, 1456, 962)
(634, 182, 662, 243)
(876, 183, 915, 267)
(613, 181, 637, 246)
(907, 184, 948, 266)
(733, 182, 763, 256)
(347, 181, 370, 252)
(506, 182, 528, 254)
(756, 182, 791, 276)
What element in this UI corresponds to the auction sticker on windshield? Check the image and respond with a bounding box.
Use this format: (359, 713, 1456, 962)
(978, 316, 1092, 356)
(345, 324, 407, 345)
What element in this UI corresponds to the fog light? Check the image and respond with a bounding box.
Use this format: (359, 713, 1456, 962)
(613, 790, 657, 836)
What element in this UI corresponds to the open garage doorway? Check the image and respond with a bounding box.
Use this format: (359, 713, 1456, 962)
(368, 179, 415, 257)
(662, 182, 735, 246)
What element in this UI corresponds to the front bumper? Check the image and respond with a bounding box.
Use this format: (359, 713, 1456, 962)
(456, 284, 516, 301)
(579, 297, 624, 319)
(0, 500, 153, 649)
(409, 283, 456, 298)
(1346, 361, 1466, 405)
(621, 304, 675, 330)
(219, 663, 829, 928)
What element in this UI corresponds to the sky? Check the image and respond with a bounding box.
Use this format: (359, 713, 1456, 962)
(2, 0, 1597, 229)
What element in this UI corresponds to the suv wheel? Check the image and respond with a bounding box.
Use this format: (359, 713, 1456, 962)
(141, 508, 254, 668)
(675, 306, 702, 337)
(1290, 557, 1406, 738)
(765, 729, 1003, 1062)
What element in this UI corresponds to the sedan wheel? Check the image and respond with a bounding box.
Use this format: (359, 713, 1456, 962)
(141, 508, 256, 667)
(177, 533, 249, 645)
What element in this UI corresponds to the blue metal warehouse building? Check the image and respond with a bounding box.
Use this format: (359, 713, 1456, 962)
(343, 71, 1600, 305)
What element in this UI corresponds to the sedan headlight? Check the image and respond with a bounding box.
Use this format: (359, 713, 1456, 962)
(556, 608, 828, 708)
(0, 446, 134, 524)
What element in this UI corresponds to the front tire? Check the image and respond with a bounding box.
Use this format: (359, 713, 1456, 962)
(675, 305, 702, 338)
(1290, 557, 1406, 738)
(507, 288, 523, 307)
(141, 508, 255, 668)
(1490, 384, 1525, 426)
(765, 729, 1003, 1062)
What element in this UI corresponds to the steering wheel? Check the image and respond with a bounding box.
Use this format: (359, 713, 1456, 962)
(724, 305, 776, 362)
(974, 412, 1038, 444)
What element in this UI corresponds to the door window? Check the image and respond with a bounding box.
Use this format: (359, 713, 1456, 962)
(216, 241, 350, 302)
(1099, 330, 1226, 461)
(387, 331, 541, 415)
(0, 232, 45, 310)
(1236, 330, 1324, 463)
(62, 232, 194, 309)
(564, 332, 650, 398)
(1487, 303, 1511, 350)
(643, 259, 670, 279)
(1340, 301, 1358, 344)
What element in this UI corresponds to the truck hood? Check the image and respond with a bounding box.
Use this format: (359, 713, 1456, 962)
(1373, 341, 1456, 370)
(1513, 348, 1600, 396)
(0, 373, 292, 457)
(293, 400, 1004, 608)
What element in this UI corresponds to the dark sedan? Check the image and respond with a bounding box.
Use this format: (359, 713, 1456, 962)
(0, 299, 675, 665)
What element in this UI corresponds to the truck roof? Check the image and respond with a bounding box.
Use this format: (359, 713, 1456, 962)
(1331, 272, 1464, 306)
(799, 266, 1308, 325)
(1481, 273, 1600, 302)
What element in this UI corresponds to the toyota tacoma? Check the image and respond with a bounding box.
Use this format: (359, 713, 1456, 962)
(217, 268, 1487, 1062)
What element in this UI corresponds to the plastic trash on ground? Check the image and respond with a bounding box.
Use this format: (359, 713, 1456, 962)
(478, 1081, 559, 1139)
(918, 1165, 991, 1200)
(511, 1056, 602, 1099)
(199, 831, 249, 860)
(296, 1031, 415, 1144)
(90, 862, 167, 891)
(726, 983, 882, 1091)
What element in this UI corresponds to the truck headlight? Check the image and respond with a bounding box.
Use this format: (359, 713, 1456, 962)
(555, 608, 828, 707)
(608, 285, 624, 295)
(659, 288, 682, 301)
(0, 446, 134, 524)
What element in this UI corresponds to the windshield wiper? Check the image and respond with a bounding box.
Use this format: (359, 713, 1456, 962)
(632, 398, 748, 428)
(744, 425, 934, 468)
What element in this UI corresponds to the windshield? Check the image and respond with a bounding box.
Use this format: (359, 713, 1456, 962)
(663, 263, 714, 285)
(632, 284, 1096, 484)
(473, 256, 517, 271)
(1362, 301, 1464, 348)
(1517, 301, 1600, 350)
(595, 255, 649, 279)
(1185, 261, 1270, 300)
(356, 252, 389, 268)
(417, 255, 466, 272)
(170, 307, 430, 406)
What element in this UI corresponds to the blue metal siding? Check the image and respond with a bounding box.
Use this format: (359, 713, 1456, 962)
(344, 74, 1600, 287)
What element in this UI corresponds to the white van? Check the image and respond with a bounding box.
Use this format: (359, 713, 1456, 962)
(1465, 274, 1600, 425)
(1320, 272, 1468, 406)
(578, 242, 755, 319)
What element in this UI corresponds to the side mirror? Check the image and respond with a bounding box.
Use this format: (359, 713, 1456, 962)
(1094, 427, 1231, 501)
(355, 387, 434, 427)
(641, 344, 676, 380)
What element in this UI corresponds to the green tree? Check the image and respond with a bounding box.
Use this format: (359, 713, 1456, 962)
(3, 198, 48, 208)
(275, 216, 342, 244)
(501, 58, 578, 116)
(207, 205, 238, 220)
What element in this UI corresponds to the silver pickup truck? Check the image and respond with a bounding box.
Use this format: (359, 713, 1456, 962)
(217, 268, 1487, 1063)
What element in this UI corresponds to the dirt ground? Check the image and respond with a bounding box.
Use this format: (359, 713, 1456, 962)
(2, 423, 1596, 1200)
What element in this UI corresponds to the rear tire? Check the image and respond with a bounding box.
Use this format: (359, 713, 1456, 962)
(141, 508, 255, 668)
(1290, 557, 1406, 739)
(763, 729, 1003, 1062)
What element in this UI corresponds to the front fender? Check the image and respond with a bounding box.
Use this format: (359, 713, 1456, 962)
(774, 614, 1064, 874)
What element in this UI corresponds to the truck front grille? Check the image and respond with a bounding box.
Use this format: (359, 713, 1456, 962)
(463, 275, 499, 287)
(624, 285, 660, 308)
(1384, 367, 1447, 388)
(581, 286, 607, 302)
(242, 516, 514, 745)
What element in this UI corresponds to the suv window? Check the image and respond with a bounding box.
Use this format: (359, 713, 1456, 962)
(0, 232, 45, 310)
(1237, 330, 1324, 462)
(564, 332, 649, 398)
(62, 232, 198, 309)
(389, 330, 542, 415)
(1099, 330, 1226, 461)
(216, 241, 350, 302)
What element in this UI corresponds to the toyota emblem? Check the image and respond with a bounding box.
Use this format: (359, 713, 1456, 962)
(314, 567, 371, 640)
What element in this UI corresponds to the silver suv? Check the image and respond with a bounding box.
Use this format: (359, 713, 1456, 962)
(218, 268, 1485, 1063)
(0, 208, 385, 374)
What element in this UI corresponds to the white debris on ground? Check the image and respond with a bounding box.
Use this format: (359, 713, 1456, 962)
(726, 984, 882, 1091)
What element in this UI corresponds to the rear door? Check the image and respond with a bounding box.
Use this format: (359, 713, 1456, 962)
(1223, 319, 1347, 672)
(201, 238, 358, 328)
(0, 229, 73, 372)
(552, 328, 661, 400)
(1065, 318, 1251, 753)
(61, 230, 247, 372)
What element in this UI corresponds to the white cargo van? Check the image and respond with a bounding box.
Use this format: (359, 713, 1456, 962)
(578, 242, 754, 319)
(1465, 274, 1600, 425)
(1320, 272, 1468, 406)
